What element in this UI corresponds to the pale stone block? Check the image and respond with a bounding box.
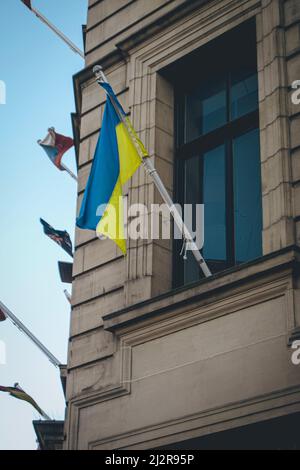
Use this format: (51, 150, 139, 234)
(156, 74, 174, 108)
(260, 117, 290, 161)
(257, 27, 285, 73)
(261, 150, 290, 195)
(71, 289, 125, 337)
(155, 127, 174, 163)
(85, 238, 120, 272)
(66, 356, 118, 399)
(78, 163, 91, 195)
(68, 327, 115, 369)
(261, 0, 281, 36)
(87, 0, 132, 30)
(152, 243, 172, 296)
(260, 87, 288, 130)
(79, 133, 98, 167)
(284, 0, 300, 26)
(287, 53, 300, 84)
(260, 57, 287, 100)
(73, 238, 120, 277)
(75, 226, 96, 248)
(125, 276, 152, 306)
(85, 0, 168, 53)
(155, 100, 174, 136)
(126, 241, 153, 281)
(131, 297, 286, 381)
(80, 105, 103, 140)
(132, 100, 156, 133)
(263, 217, 295, 253)
(72, 257, 125, 306)
(285, 23, 300, 55)
(291, 148, 300, 182)
(262, 182, 292, 229)
(290, 115, 300, 149)
(155, 156, 173, 193)
(73, 248, 84, 278)
(293, 184, 300, 216)
(88, 0, 99, 7)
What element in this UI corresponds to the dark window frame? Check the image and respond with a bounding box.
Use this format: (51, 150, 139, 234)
(170, 19, 261, 288)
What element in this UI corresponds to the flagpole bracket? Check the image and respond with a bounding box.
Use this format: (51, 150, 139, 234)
(93, 65, 108, 84)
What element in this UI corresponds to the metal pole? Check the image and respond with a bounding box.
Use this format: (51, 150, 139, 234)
(93, 66, 212, 278)
(63, 290, 72, 304)
(29, 6, 84, 59)
(60, 162, 78, 182)
(0, 301, 61, 368)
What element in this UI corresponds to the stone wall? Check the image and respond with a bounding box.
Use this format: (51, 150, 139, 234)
(65, 0, 300, 449)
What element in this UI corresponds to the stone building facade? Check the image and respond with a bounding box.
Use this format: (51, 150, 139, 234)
(65, 0, 300, 449)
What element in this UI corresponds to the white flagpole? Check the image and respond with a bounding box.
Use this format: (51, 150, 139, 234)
(23, 3, 84, 59)
(63, 290, 72, 304)
(60, 162, 78, 182)
(93, 66, 212, 278)
(0, 301, 61, 368)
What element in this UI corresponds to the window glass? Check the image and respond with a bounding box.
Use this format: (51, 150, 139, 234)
(183, 156, 201, 284)
(185, 78, 227, 142)
(231, 70, 258, 120)
(202, 145, 227, 261)
(233, 128, 262, 263)
(184, 156, 200, 205)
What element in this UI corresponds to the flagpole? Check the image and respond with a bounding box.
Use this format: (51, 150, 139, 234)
(60, 162, 78, 182)
(24, 4, 84, 59)
(63, 290, 72, 304)
(93, 66, 212, 279)
(0, 301, 61, 368)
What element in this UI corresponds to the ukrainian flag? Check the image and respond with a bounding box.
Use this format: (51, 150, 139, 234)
(76, 83, 148, 253)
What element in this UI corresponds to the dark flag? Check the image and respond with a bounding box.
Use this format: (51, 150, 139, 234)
(58, 261, 73, 283)
(21, 0, 32, 9)
(0, 306, 6, 322)
(40, 218, 73, 257)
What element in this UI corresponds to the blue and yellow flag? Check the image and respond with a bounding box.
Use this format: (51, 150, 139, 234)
(76, 83, 148, 253)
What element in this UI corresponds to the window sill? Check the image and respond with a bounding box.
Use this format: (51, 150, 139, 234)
(103, 245, 300, 332)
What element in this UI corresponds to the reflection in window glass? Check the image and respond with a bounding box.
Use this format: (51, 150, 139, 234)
(184, 156, 201, 284)
(202, 145, 226, 261)
(231, 71, 258, 120)
(185, 78, 227, 142)
(233, 129, 262, 263)
(184, 156, 200, 205)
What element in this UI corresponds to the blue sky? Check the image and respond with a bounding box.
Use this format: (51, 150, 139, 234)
(0, 0, 87, 450)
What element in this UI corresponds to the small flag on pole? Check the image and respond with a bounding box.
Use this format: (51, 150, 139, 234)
(0, 383, 50, 419)
(40, 218, 73, 257)
(21, 0, 32, 9)
(20, 0, 84, 58)
(64, 290, 72, 304)
(76, 83, 148, 253)
(38, 127, 74, 172)
(0, 306, 6, 322)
